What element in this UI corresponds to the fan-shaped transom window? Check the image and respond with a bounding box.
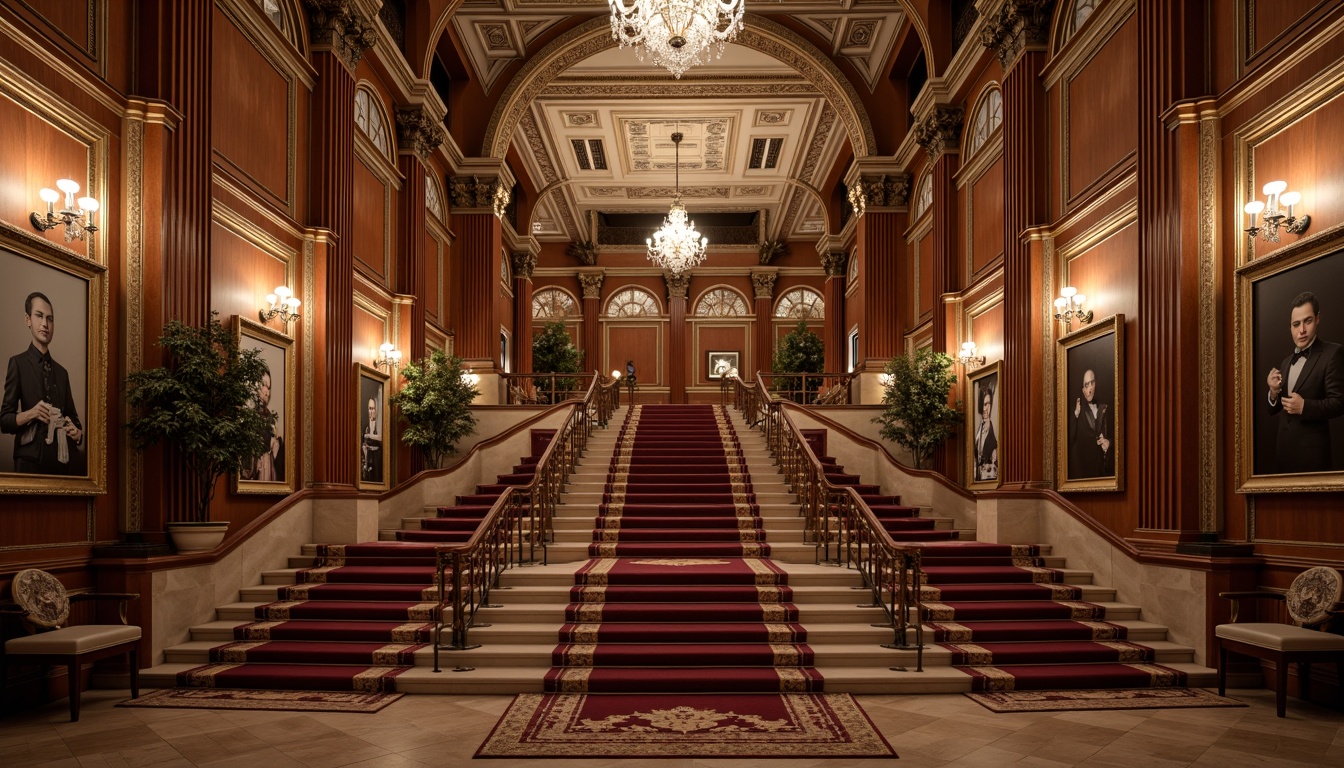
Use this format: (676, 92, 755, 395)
(532, 288, 577, 320)
(605, 288, 661, 317)
(1069, 0, 1098, 40)
(966, 88, 1003, 157)
(774, 288, 824, 320)
(354, 87, 392, 159)
(847, 254, 858, 285)
(695, 287, 750, 317)
(255, 0, 285, 32)
(426, 176, 444, 222)
(913, 173, 933, 219)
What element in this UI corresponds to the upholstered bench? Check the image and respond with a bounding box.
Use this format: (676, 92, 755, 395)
(1217, 566, 1344, 717)
(3, 569, 140, 721)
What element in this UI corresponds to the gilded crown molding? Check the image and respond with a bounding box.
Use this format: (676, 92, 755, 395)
(820, 250, 848, 278)
(511, 251, 537, 281)
(978, 0, 1056, 70)
(305, 0, 379, 70)
(663, 271, 691, 300)
(395, 105, 446, 159)
(915, 105, 965, 159)
(578, 270, 605, 299)
(751, 270, 778, 299)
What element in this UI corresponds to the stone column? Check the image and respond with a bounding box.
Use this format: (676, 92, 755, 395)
(751, 270, 778, 377)
(981, 0, 1054, 489)
(305, 0, 376, 488)
(820, 250, 848, 374)
(512, 250, 537, 374)
(578, 270, 605, 377)
(665, 271, 691, 403)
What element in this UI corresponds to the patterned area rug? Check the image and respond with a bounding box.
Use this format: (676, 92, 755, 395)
(117, 688, 403, 713)
(476, 692, 897, 758)
(966, 688, 1248, 713)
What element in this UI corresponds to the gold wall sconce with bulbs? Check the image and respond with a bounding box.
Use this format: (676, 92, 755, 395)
(374, 342, 402, 372)
(31, 179, 99, 241)
(1244, 180, 1310, 243)
(958, 341, 986, 369)
(1053, 286, 1093, 332)
(259, 286, 301, 328)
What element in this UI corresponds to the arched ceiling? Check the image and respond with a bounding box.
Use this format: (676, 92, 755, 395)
(444, 1, 915, 243)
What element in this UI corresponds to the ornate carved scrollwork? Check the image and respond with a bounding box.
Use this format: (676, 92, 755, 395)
(751, 271, 778, 300)
(663, 271, 691, 301)
(395, 106, 445, 159)
(854, 173, 911, 210)
(820, 250, 848, 278)
(305, 0, 379, 70)
(449, 175, 508, 213)
(979, 0, 1056, 69)
(511, 251, 536, 281)
(578, 271, 605, 300)
(915, 105, 965, 159)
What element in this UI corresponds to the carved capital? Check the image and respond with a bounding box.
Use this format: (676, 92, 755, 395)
(305, 0, 378, 70)
(979, 0, 1055, 70)
(855, 173, 911, 210)
(449, 175, 508, 213)
(750, 271, 778, 300)
(396, 106, 445, 159)
(915, 105, 965, 159)
(511, 251, 536, 281)
(578, 271, 605, 300)
(663, 271, 691, 301)
(820, 251, 848, 278)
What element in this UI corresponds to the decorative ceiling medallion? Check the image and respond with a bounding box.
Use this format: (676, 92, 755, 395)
(734, 185, 771, 196)
(563, 111, 601, 128)
(755, 109, 791, 126)
(620, 117, 733, 173)
(792, 12, 904, 93)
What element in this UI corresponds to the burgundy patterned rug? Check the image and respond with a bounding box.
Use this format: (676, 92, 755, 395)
(118, 688, 403, 713)
(475, 692, 897, 758)
(966, 687, 1247, 713)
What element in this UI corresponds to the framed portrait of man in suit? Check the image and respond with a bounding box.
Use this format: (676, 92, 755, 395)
(0, 231, 107, 496)
(356, 363, 389, 491)
(1056, 314, 1125, 493)
(233, 316, 295, 495)
(964, 362, 1002, 491)
(1237, 242, 1344, 492)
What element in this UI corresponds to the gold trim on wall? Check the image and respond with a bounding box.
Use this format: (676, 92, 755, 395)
(1197, 106, 1222, 533)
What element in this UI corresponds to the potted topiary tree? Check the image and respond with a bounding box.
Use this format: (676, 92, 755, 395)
(771, 319, 825, 403)
(872, 348, 962, 469)
(390, 350, 479, 469)
(531, 321, 582, 403)
(125, 312, 274, 552)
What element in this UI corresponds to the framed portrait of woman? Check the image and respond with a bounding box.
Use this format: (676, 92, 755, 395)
(964, 361, 1001, 490)
(356, 363, 389, 491)
(233, 316, 295, 495)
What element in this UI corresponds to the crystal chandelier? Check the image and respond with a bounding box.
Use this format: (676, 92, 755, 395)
(608, 0, 746, 79)
(646, 131, 708, 275)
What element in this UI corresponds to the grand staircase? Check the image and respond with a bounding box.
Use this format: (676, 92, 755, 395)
(144, 403, 1215, 694)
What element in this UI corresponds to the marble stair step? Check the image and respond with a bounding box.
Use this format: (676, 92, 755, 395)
(560, 491, 799, 505)
(482, 583, 878, 604)
(540, 541, 821, 564)
(466, 621, 893, 647)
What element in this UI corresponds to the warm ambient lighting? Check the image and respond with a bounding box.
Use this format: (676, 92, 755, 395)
(612, 369, 622, 380)
(259, 285, 301, 328)
(1053, 286, 1092, 332)
(607, 0, 745, 79)
(847, 182, 866, 219)
(1244, 180, 1310, 244)
(462, 367, 480, 387)
(646, 131, 708, 275)
(31, 179, 99, 242)
(958, 341, 985, 369)
(374, 342, 402, 372)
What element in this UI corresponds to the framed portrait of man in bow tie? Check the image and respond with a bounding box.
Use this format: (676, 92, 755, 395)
(1056, 314, 1125, 493)
(0, 235, 107, 495)
(1238, 244, 1344, 492)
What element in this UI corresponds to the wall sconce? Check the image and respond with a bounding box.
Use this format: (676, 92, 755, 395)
(259, 285, 301, 327)
(847, 183, 866, 219)
(374, 342, 402, 371)
(31, 179, 99, 242)
(958, 341, 986, 369)
(1244, 180, 1310, 243)
(1053, 286, 1093, 331)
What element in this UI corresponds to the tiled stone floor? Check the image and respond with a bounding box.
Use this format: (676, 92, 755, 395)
(2, 688, 1341, 767)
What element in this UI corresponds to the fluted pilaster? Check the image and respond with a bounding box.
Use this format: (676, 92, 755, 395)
(752, 271, 778, 375)
(454, 212, 501, 361)
(821, 251, 848, 372)
(665, 272, 691, 402)
(512, 251, 536, 374)
(858, 212, 907, 362)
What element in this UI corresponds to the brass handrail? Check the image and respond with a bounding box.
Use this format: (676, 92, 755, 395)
(757, 371, 859, 405)
(432, 372, 612, 668)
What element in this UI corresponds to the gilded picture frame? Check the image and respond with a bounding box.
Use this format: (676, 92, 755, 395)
(964, 361, 1002, 491)
(1235, 236, 1344, 492)
(707, 351, 739, 380)
(233, 316, 296, 495)
(0, 226, 107, 495)
(1056, 314, 1125, 493)
(356, 363, 389, 492)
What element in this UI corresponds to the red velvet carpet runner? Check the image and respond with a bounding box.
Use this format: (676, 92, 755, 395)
(544, 404, 823, 694)
(175, 448, 545, 692)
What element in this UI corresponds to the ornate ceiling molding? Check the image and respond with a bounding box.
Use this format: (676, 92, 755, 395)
(450, 11, 568, 93)
(793, 12, 905, 93)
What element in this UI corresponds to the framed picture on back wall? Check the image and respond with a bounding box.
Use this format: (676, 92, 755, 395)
(964, 361, 1001, 490)
(356, 363, 389, 491)
(1055, 314, 1125, 493)
(233, 316, 295, 495)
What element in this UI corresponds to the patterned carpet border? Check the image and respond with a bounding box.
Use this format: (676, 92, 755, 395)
(965, 687, 1248, 713)
(117, 688, 403, 713)
(475, 692, 896, 758)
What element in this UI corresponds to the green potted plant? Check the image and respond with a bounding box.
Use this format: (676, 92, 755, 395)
(125, 312, 273, 552)
(532, 321, 582, 403)
(771, 319, 825, 403)
(390, 350, 479, 469)
(872, 348, 962, 469)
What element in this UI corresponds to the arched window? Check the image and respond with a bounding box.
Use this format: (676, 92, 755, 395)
(532, 288, 577, 320)
(774, 288, 824, 320)
(354, 87, 392, 160)
(426, 176, 444, 222)
(254, 0, 285, 32)
(605, 288, 661, 317)
(966, 87, 1003, 158)
(695, 287, 750, 317)
(1069, 0, 1098, 40)
(847, 253, 858, 285)
(913, 173, 933, 220)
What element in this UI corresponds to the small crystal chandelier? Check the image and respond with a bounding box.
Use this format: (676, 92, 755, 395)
(608, 0, 746, 79)
(646, 132, 708, 275)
